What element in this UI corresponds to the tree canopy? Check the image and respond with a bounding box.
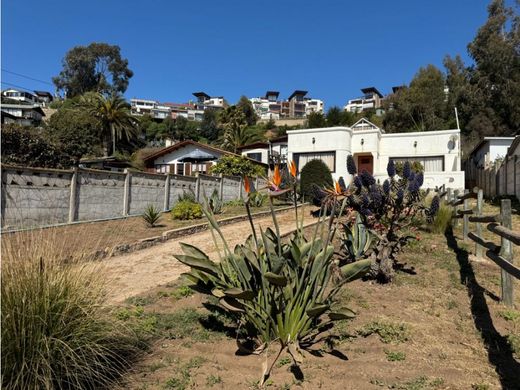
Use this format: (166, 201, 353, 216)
(53, 42, 133, 98)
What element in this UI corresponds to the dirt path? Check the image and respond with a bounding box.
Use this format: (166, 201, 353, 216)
(103, 206, 315, 304)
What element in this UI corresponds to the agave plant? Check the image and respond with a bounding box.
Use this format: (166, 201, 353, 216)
(175, 165, 371, 384)
(142, 204, 161, 228)
(249, 191, 267, 207)
(340, 212, 373, 264)
(207, 189, 224, 214)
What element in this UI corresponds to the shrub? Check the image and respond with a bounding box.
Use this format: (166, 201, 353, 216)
(178, 190, 197, 203)
(394, 160, 424, 176)
(1, 240, 143, 389)
(431, 202, 452, 234)
(142, 204, 161, 227)
(211, 155, 265, 177)
(176, 164, 371, 384)
(172, 200, 203, 220)
(300, 159, 333, 204)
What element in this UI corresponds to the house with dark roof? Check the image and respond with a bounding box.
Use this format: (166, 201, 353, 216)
(143, 140, 266, 175)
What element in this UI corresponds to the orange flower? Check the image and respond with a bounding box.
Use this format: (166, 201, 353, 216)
(335, 180, 342, 194)
(288, 160, 297, 178)
(268, 165, 282, 191)
(322, 180, 345, 198)
(243, 176, 251, 194)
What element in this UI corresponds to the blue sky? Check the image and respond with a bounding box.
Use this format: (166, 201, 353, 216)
(2, 0, 494, 108)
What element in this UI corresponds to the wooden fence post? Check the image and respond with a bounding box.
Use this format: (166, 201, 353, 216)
(463, 189, 469, 241)
(164, 174, 170, 211)
(499, 199, 514, 306)
(475, 189, 483, 260)
(68, 168, 78, 223)
(453, 189, 460, 227)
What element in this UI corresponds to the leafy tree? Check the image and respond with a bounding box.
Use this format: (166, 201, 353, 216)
(236, 95, 258, 126)
(171, 116, 200, 141)
(325, 106, 344, 126)
(45, 104, 102, 163)
(1, 124, 71, 168)
(307, 112, 327, 128)
(300, 159, 333, 204)
(211, 155, 266, 177)
(79, 93, 137, 156)
(53, 42, 133, 98)
(200, 109, 221, 141)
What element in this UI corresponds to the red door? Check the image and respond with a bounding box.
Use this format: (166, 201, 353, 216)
(357, 155, 373, 175)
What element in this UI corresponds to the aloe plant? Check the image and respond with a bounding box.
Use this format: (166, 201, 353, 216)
(340, 213, 373, 263)
(175, 166, 371, 384)
(141, 204, 161, 227)
(207, 189, 224, 214)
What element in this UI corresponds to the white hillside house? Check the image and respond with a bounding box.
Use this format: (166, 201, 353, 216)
(287, 118, 464, 190)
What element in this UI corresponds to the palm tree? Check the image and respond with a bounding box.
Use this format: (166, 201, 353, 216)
(80, 93, 137, 156)
(219, 107, 258, 153)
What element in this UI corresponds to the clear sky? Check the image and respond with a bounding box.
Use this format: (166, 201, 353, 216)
(2, 0, 494, 108)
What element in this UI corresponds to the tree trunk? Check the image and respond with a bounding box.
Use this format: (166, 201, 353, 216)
(102, 132, 110, 157)
(111, 123, 116, 156)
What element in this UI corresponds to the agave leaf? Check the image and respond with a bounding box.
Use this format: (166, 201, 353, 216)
(224, 288, 255, 300)
(220, 296, 245, 312)
(240, 246, 261, 272)
(264, 272, 287, 287)
(306, 304, 330, 318)
(179, 242, 210, 261)
(287, 341, 304, 365)
(328, 307, 356, 320)
(174, 254, 219, 275)
(340, 259, 372, 282)
(180, 272, 200, 285)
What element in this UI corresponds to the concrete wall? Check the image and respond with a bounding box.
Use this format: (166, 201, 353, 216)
(1, 166, 251, 230)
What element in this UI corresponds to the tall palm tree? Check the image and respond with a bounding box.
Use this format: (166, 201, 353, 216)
(220, 107, 258, 153)
(80, 93, 137, 156)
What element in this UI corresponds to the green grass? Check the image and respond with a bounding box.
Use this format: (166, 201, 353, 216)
(507, 334, 520, 358)
(163, 357, 207, 389)
(392, 376, 445, 390)
(276, 356, 292, 367)
(498, 309, 520, 322)
(206, 374, 223, 386)
(170, 285, 193, 300)
(384, 350, 406, 361)
(357, 320, 411, 344)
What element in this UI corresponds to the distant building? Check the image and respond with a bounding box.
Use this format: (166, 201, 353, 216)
(467, 137, 516, 169)
(1, 103, 45, 126)
(237, 135, 288, 167)
(250, 90, 324, 120)
(2, 89, 54, 107)
(344, 87, 384, 113)
(192, 92, 226, 110)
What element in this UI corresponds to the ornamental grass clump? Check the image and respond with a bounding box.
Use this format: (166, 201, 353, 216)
(142, 204, 161, 227)
(1, 231, 144, 389)
(175, 164, 371, 384)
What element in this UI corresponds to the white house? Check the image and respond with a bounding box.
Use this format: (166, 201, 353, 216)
(287, 118, 464, 190)
(238, 135, 288, 166)
(144, 140, 266, 175)
(467, 137, 516, 168)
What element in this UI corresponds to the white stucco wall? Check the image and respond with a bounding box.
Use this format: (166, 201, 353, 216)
(489, 140, 514, 162)
(287, 127, 352, 176)
(241, 148, 268, 164)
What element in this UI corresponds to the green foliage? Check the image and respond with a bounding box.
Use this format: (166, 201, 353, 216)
(172, 201, 203, 220)
(142, 204, 161, 227)
(249, 191, 267, 207)
(219, 106, 259, 152)
(507, 334, 520, 359)
(211, 155, 265, 177)
(341, 213, 373, 263)
(431, 202, 452, 234)
(236, 95, 258, 126)
(1, 124, 72, 168)
(200, 108, 221, 141)
(394, 160, 424, 175)
(1, 248, 143, 389)
(357, 320, 410, 343)
(53, 42, 133, 98)
(178, 190, 197, 203)
(307, 112, 327, 128)
(384, 350, 406, 362)
(79, 92, 138, 156)
(175, 199, 372, 384)
(299, 159, 333, 203)
(207, 189, 224, 214)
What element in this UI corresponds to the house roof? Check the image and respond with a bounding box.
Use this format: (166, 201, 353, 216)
(193, 92, 211, 100)
(237, 135, 288, 151)
(143, 140, 267, 166)
(468, 137, 516, 157)
(288, 90, 308, 100)
(351, 117, 382, 132)
(361, 87, 383, 98)
(33, 90, 53, 98)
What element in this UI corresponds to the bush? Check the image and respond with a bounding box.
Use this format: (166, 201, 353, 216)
(172, 201, 203, 220)
(178, 190, 197, 203)
(431, 202, 452, 234)
(1, 239, 143, 389)
(142, 204, 161, 227)
(300, 160, 334, 203)
(210, 155, 265, 177)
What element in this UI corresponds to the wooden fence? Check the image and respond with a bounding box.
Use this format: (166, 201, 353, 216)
(445, 188, 519, 306)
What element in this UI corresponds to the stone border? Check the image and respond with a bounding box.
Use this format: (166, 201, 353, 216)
(87, 204, 307, 260)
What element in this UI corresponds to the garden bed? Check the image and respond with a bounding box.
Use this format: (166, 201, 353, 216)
(113, 202, 519, 389)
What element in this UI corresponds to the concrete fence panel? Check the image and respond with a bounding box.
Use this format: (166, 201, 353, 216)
(128, 172, 166, 215)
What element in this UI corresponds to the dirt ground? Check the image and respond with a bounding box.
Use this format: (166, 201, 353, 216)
(101, 205, 314, 303)
(113, 201, 520, 390)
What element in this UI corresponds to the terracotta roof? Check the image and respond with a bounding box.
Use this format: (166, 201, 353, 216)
(143, 140, 267, 166)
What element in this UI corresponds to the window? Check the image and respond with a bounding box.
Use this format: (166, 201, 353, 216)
(389, 156, 444, 172)
(247, 152, 262, 162)
(155, 164, 169, 173)
(293, 152, 336, 172)
(176, 163, 184, 175)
